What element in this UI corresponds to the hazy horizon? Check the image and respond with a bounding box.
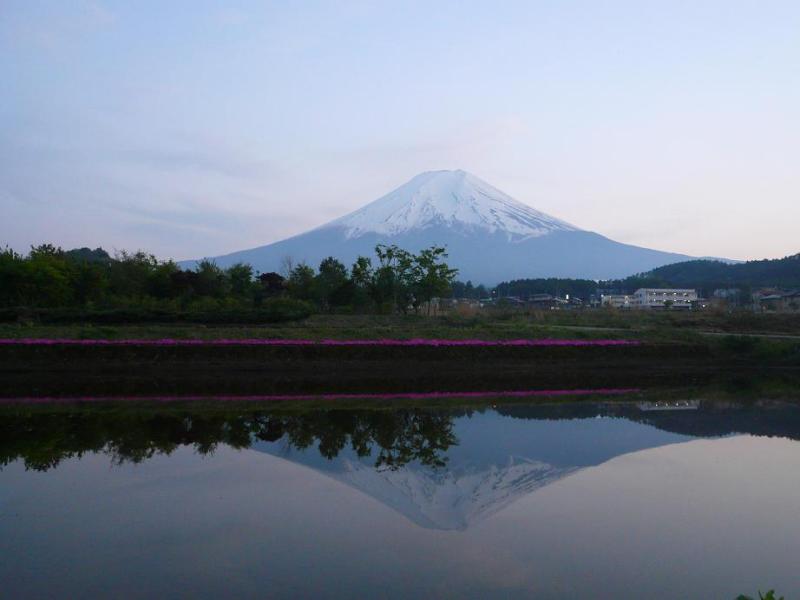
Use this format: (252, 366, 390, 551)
(3, 1, 800, 262)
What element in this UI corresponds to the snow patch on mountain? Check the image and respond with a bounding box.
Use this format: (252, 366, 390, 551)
(322, 170, 579, 241)
(333, 455, 580, 530)
(256, 439, 579, 530)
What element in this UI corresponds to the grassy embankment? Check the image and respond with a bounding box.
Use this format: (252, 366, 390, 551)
(1, 311, 799, 400)
(2, 309, 800, 341)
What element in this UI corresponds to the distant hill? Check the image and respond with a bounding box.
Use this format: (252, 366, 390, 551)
(491, 254, 800, 299)
(609, 254, 800, 294)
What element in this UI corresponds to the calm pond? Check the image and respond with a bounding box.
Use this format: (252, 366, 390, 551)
(2, 398, 800, 599)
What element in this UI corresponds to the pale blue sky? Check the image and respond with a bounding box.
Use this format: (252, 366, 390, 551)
(2, 0, 799, 261)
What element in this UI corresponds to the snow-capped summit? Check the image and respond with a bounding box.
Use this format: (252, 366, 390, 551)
(182, 170, 697, 282)
(323, 170, 578, 240)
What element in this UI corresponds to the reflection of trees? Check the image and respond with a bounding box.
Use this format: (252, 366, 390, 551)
(0, 408, 457, 472)
(267, 411, 457, 470)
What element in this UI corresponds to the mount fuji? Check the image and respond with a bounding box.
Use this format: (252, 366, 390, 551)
(185, 170, 694, 283)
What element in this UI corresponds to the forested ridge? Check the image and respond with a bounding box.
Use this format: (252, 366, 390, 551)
(494, 254, 800, 299)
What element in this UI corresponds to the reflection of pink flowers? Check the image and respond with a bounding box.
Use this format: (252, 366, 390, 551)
(0, 338, 640, 347)
(1, 388, 641, 404)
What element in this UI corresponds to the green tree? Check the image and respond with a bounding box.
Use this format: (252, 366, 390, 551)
(25, 244, 74, 306)
(287, 263, 316, 302)
(108, 250, 159, 300)
(72, 260, 108, 305)
(0, 247, 27, 306)
(411, 246, 458, 315)
(350, 256, 374, 310)
(256, 272, 285, 306)
(226, 263, 255, 299)
(315, 257, 349, 311)
(374, 244, 415, 314)
(193, 259, 230, 299)
(147, 261, 179, 300)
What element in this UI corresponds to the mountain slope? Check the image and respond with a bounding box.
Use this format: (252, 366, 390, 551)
(182, 170, 694, 283)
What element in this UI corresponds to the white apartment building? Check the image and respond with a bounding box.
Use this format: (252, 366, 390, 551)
(632, 288, 697, 309)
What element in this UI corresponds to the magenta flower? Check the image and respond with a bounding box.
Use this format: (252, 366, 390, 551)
(0, 338, 640, 347)
(1, 388, 641, 404)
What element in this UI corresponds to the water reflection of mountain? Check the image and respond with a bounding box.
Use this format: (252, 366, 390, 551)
(4, 401, 800, 530)
(254, 403, 800, 530)
(253, 412, 693, 530)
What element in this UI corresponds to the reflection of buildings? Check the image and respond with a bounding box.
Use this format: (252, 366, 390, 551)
(638, 400, 699, 411)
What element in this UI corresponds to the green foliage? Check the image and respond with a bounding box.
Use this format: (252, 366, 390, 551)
(370, 244, 458, 314)
(373, 244, 414, 313)
(287, 263, 316, 301)
(226, 263, 255, 298)
(279, 244, 457, 315)
(316, 257, 351, 311)
(350, 256, 373, 310)
(0, 243, 457, 319)
(108, 250, 160, 298)
(412, 246, 459, 314)
(193, 259, 231, 298)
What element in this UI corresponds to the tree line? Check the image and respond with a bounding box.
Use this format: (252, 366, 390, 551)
(0, 243, 458, 316)
(493, 278, 599, 301)
(286, 244, 458, 314)
(450, 280, 491, 300)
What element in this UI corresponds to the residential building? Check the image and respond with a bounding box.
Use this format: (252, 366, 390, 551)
(755, 290, 800, 312)
(527, 294, 565, 310)
(632, 288, 697, 309)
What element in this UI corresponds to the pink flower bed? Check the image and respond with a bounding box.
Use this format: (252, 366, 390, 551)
(0, 338, 640, 347)
(0, 388, 641, 404)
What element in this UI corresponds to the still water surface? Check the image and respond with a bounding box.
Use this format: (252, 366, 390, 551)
(2, 400, 800, 599)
